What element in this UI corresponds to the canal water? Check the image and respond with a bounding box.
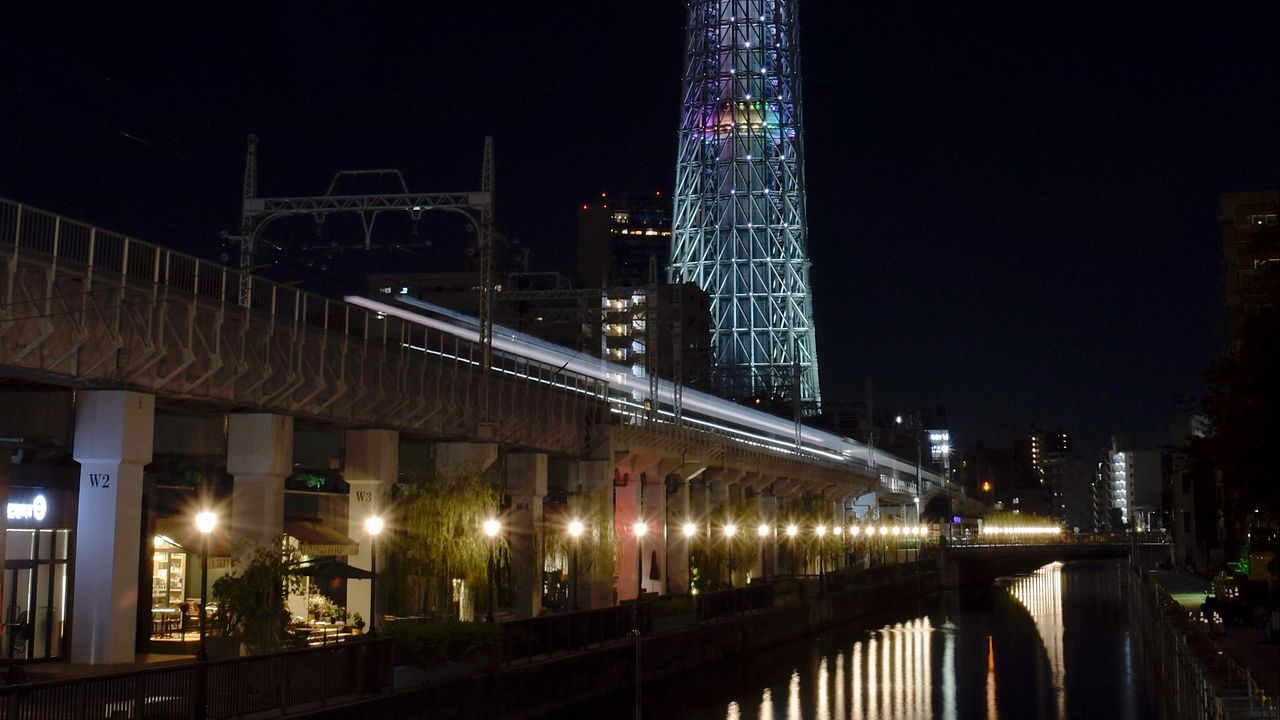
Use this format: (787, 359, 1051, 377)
(556, 559, 1153, 720)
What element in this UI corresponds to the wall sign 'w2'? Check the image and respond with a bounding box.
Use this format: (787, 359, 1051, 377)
(88, 473, 111, 488)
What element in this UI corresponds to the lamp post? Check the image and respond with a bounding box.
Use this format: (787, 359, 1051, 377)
(634, 521, 648, 599)
(723, 523, 737, 588)
(682, 522, 697, 594)
(815, 525, 827, 590)
(757, 524, 770, 581)
(484, 518, 500, 622)
(195, 511, 217, 661)
(849, 524, 861, 567)
(786, 524, 798, 576)
(364, 515, 383, 636)
(833, 525, 843, 571)
(568, 519, 584, 611)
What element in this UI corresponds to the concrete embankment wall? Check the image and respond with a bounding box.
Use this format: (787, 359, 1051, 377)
(318, 563, 940, 720)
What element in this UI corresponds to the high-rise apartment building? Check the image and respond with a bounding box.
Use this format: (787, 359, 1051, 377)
(671, 1, 821, 411)
(1014, 427, 1073, 521)
(577, 192, 672, 289)
(1221, 190, 1280, 342)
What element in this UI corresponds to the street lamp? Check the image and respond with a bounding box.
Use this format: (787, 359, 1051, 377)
(815, 525, 827, 579)
(757, 524, 770, 581)
(195, 511, 217, 661)
(364, 515, 384, 636)
(568, 519, 584, 611)
(682, 522, 697, 594)
(634, 521, 648, 599)
(786, 524, 798, 576)
(484, 518, 500, 622)
(723, 523, 737, 588)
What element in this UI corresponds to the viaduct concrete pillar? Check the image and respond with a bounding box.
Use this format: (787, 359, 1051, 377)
(758, 485, 779, 579)
(575, 459, 614, 608)
(344, 429, 398, 630)
(639, 471, 666, 596)
(227, 414, 292, 562)
(614, 465, 642, 601)
(707, 474, 729, 586)
(666, 476, 691, 595)
(507, 452, 547, 617)
(71, 390, 154, 665)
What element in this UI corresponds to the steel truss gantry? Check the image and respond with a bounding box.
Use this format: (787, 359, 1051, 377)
(233, 136, 497, 422)
(670, 0, 821, 413)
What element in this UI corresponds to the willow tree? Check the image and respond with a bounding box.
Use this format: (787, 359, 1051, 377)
(386, 464, 506, 619)
(545, 483, 616, 604)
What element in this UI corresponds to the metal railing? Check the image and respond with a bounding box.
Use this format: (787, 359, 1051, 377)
(500, 603, 649, 665)
(1131, 569, 1276, 720)
(0, 638, 394, 720)
(694, 583, 774, 622)
(0, 197, 607, 404)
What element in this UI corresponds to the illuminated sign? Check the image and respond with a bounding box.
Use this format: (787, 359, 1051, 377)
(7, 494, 48, 522)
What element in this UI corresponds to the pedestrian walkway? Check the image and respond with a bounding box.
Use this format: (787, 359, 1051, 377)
(1152, 570, 1280, 701)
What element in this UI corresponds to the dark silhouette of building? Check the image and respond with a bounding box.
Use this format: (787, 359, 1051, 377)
(577, 192, 672, 289)
(1221, 190, 1280, 343)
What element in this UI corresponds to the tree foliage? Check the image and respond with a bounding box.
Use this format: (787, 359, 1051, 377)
(1194, 306, 1280, 561)
(212, 541, 303, 654)
(544, 484, 615, 590)
(386, 464, 506, 617)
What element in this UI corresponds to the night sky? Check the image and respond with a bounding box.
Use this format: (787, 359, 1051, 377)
(3, 3, 1278, 455)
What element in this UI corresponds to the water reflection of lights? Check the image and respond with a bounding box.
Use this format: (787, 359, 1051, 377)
(824, 617, 937, 720)
(706, 562, 1074, 720)
(817, 657, 830, 720)
(1007, 562, 1066, 720)
(986, 635, 997, 720)
(710, 615, 941, 720)
(787, 670, 802, 720)
(835, 653, 845, 720)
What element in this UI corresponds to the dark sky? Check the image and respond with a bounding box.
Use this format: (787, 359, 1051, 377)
(3, 3, 1278, 455)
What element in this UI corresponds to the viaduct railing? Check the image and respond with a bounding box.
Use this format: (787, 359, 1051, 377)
(0, 198, 603, 456)
(0, 639, 394, 720)
(1, 198, 891, 477)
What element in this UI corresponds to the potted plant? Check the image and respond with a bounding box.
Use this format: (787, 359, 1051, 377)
(351, 612, 365, 635)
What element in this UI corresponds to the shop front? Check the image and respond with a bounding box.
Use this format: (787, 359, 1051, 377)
(3, 486, 76, 661)
(148, 514, 231, 649)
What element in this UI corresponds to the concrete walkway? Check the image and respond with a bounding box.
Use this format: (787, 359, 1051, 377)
(1151, 570, 1280, 701)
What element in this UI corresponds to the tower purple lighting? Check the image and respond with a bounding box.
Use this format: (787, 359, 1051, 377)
(671, 1, 821, 412)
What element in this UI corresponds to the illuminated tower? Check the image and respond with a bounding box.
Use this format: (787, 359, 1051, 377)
(670, 0, 821, 412)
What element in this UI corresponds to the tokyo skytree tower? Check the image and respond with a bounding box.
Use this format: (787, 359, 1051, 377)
(670, 0, 821, 412)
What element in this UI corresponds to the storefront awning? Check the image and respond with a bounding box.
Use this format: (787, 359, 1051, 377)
(284, 520, 360, 557)
(155, 516, 232, 558)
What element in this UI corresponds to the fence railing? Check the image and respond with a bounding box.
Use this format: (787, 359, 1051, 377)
(0, 638, 394, 720)
(694, 584, 774, 622)
(1131, 569, 1276, 720)
(500, 603, 650, 665)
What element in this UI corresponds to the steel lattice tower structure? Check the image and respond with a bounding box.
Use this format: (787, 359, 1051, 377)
(671, 0, 821, 413)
